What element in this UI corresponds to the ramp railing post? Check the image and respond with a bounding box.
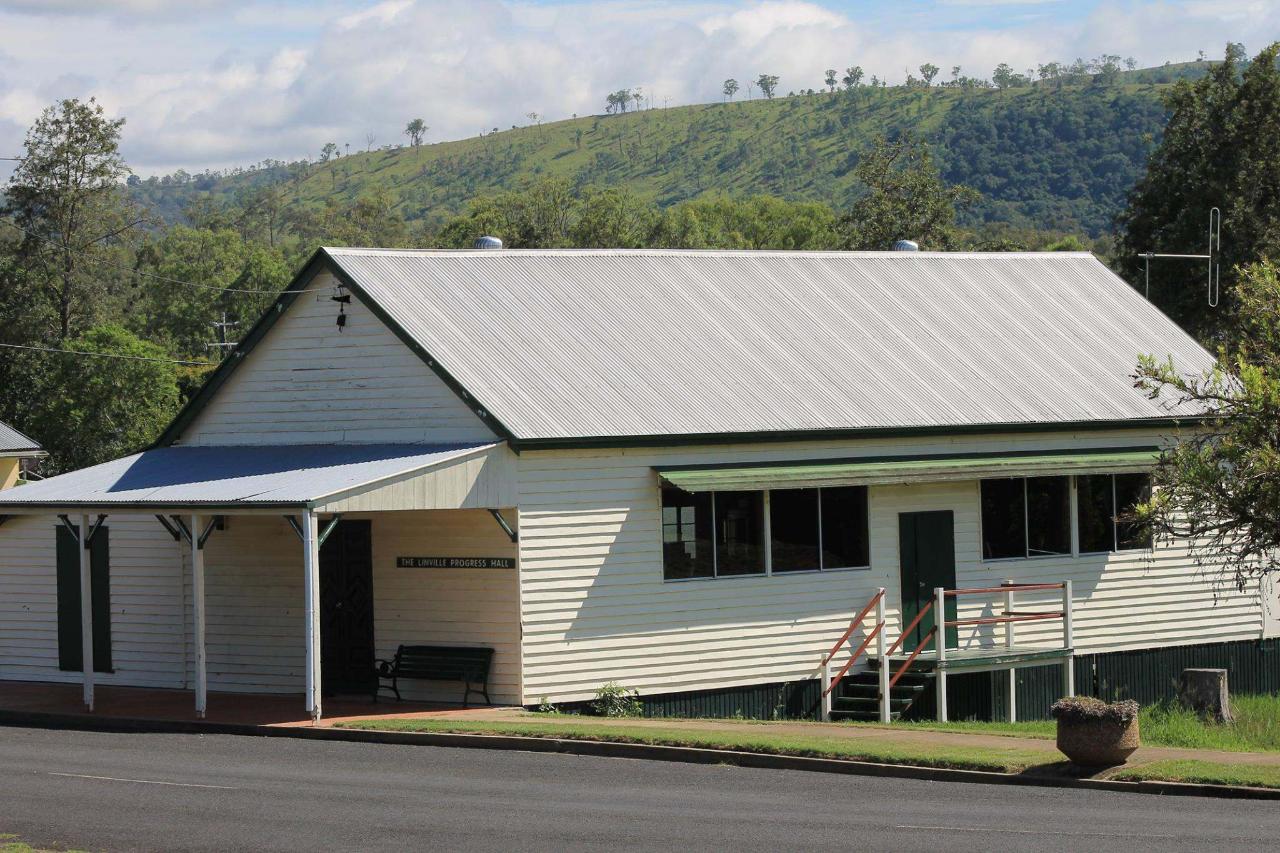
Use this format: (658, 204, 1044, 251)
(935, 586, 948, 722)
(1005, 579, 1016, 723)
(1062, 579, 1075, 697)
(821, 657, 833, 721)
(876, 588, 890, 723)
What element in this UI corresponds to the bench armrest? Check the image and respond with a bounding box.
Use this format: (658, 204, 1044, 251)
(375, 659, 395, 677)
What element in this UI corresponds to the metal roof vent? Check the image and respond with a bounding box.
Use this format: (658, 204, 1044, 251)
(892, 239, 919, 252)
(474, 235, 503, 250)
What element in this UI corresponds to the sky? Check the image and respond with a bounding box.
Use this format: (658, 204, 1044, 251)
(0, 0, 1276, 177)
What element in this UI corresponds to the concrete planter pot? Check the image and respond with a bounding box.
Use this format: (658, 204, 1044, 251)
(1056, 716, 1140, 767)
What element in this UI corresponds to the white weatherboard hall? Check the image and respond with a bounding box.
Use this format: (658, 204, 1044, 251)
(0, 248, 1274, 723)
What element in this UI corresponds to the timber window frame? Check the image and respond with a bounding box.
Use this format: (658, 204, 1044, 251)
(1077, 473, 1154, 554)
(661, 484, 870, 581)
(981, 476, 1072, 561)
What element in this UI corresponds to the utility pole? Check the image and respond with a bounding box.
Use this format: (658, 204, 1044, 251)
(206, 312, 239, 356)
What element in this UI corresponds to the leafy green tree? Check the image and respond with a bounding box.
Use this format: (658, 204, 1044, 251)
(1134, 260, 1280, 590)
(756, 74, 780, 99)
(723, 79, 739, 101)
(130, 226, 287, 357)
(570, 187, 657, 247)
(1116, 42, 1280, 343)
(840, 135, 978, 249)
(992, 63, 1018, 89)
(436, 178, 578, 248)
(3, 97, 146, 340)
(404, 119, 427, 149)
(919, 63, 940, 86)
(652, 195, 838, 250)
(841, 66, 863, 90)
(289, 186, 411, 250)
(24, 325, 182, 473)
(824, 69, 838, 92)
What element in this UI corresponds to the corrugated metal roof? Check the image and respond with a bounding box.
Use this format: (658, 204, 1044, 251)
(0, 443, 495, 509)
(657, 447, 1160, 492)
(0, 421, 42, 454)
(325, 248, 1217, 441)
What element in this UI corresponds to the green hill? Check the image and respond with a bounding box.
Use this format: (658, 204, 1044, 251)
(132, 80, 1179, 238)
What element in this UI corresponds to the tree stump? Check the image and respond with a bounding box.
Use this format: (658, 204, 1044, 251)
(1178, 668, 1233, 722)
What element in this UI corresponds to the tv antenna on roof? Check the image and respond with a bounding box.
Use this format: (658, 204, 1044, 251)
(1138, 207, 1221, 306)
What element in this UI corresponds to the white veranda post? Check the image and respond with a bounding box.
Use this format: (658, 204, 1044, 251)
(302, 511, 322, 722)
(79, 513, 95, 712)
(191, 514, 208, 719)
(934, 586, 948, 723)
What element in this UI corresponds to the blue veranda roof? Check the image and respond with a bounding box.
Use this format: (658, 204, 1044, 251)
(0, 443, 497, 511)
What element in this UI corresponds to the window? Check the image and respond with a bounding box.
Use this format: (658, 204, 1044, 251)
(981, 476, 1070, 560)
(820, 486, 870, 569)
(663, 485, 869, 579)
(770, 486, 870, 572)
(1078, 473, 1152, 553)
(715, 491, 766, 576)
(662, 487, 713, 579)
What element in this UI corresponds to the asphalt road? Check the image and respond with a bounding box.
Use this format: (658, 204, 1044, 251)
(1, 725, 1278, 853)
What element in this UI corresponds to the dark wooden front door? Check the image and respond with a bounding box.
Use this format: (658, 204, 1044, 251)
(320, 519, 376, 694)
(898, 510, 958, 653)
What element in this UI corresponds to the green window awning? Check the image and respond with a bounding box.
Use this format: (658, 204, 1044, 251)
(656, 447, 1160, 492)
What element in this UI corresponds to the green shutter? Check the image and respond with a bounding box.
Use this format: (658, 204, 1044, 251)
(55, 524, 112, 673)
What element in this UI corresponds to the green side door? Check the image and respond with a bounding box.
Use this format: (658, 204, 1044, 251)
(898, 510, 958, 653)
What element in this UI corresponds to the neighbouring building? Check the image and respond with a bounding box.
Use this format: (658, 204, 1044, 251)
(0, 421, 43, 490)
(0, 247, 1276, 722)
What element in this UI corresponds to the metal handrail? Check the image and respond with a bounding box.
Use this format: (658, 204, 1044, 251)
(822, 622, 883, 698)
(889, 627, 936, 690)
(949, 611, 1064, 628)
(884, 598, 933, 658)
(819, 588, 884, 669)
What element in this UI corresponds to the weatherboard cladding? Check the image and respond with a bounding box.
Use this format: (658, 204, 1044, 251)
(322, 248, 1215, 442)
(0, 421, 41, 454)
(0, 443, 497, 508)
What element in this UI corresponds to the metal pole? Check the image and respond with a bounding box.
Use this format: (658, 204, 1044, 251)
(79, 514, 94, 712)
(876, 588, 890, 723)
(1005, 579, 1016, 723)
(935, 586, 947, 722)
(1062, 580, 1075, 697)
(821, 657, 832, 721)
(191, 514, 207, 719)
(302, 511, 322, 723)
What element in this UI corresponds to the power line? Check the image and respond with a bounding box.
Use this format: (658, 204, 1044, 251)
(0, 342, 213, 366)
(0, 218, 336, 295)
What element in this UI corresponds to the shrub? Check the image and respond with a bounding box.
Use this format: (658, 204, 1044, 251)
(591, 681, 643, 717)
(1051, 696, 1140, 726)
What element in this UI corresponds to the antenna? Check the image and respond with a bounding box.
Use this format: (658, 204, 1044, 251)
(1138, 207, 1221, 306)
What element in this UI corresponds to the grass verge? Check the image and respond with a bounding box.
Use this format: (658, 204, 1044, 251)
(846, 693, 1280, 753)
(1112, 760, 1280, 790)
(331, 718, 1051, 773)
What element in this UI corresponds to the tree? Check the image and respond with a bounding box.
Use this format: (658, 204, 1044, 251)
(824, 69, 838, 93)
(319, 142, 338, 162)
(1115, 42, 1280, 343)
(841, 66, 863, 90)
(992, 63, 1017, 89)
(404, 119, 427, 149)
(919, 63, 940, 87)
(723, 79, 739, 101)
(3, 97, 146, 341)
(23, 325, 182, 473)
(651, 195, 838, 249)
(605, 89, 632, 114)
(1133, 260, 1280, 591)
(839, 134, 978, 250)
(756, 74, 779, 99)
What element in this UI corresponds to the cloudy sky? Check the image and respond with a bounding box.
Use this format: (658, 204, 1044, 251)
(0, 0, 1275, 177)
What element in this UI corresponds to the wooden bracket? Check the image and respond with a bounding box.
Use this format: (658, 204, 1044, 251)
(57, 513, 107, 547)
(285, 513, 342, 545)
(488, 509, 518, 543)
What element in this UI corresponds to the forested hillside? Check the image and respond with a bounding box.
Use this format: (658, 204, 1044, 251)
(131, 79, 1179, 238)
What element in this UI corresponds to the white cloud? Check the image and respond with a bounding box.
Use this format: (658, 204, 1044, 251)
(0, 0, 1276, 176)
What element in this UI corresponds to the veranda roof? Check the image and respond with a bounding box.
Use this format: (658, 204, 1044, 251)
(0, 443, 499, 512)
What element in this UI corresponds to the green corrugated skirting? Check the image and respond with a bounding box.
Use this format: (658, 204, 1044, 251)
(530, 638, 1280, 721)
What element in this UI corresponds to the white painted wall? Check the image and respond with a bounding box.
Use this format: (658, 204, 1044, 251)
(0, 514, 187, 688)
(0, 510, 519, 705)
(179, 271, 497, 446)
(517, 429, 1269, 704)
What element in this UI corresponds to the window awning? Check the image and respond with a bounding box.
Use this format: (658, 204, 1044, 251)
(0, 442, 510, 513)
(656, 447, 1160, 492)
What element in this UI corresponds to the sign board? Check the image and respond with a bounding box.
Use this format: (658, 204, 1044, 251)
(396, 556, 515, 570)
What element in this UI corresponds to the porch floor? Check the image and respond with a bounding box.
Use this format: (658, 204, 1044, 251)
(0, 681, 516, 728)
